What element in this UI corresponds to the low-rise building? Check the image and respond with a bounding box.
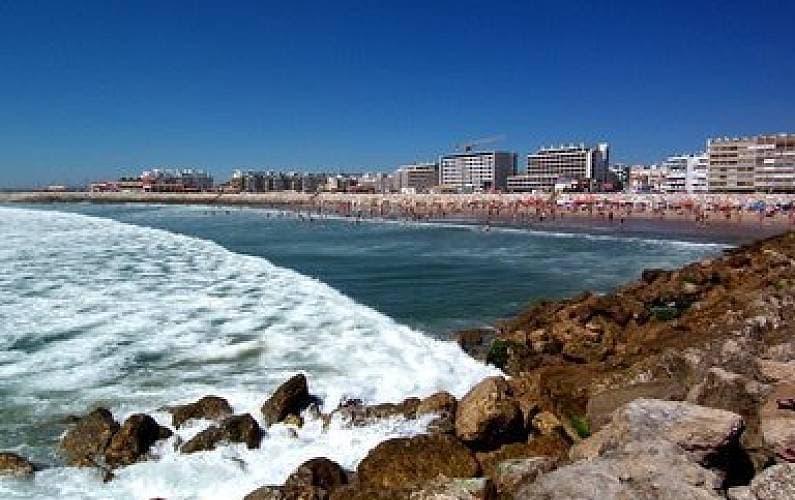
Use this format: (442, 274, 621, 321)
(142, 168, 213, 192)
(393, 162, 439, 193)
(660, 153, 708, 193)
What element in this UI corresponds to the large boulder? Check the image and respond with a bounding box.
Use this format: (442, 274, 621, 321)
(180, 414, 262, 454)
(571, 398, 744, 466)
(61, 408, 120, 466)
(727, 463, 795, 500)
(474, 442, 541, 479)
(356, 434, 479, 489)
(169, 395, 234, 428)
(586, 380, 688, 432)
(284, 457, 348, 492)
(0, 452, 35, 476)
(410, 477, 495, 500)
(454, 377, 524, 449)
(262, 374, 311, 426)
(518, 439, 724, 499)
(243, 485, 324, 500)
(104, 414, 173, 467)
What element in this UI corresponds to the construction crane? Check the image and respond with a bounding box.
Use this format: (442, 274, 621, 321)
(455, 134, 506, 153)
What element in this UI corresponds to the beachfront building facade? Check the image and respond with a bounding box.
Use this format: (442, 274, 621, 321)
(628, 165, 668, 193)
(142, 168, 213, 192)
(232, 170, 326, 193)
(661, 153, 708, 193)
(394, 162, 439, 194)
(439, 152, 517, 192)
(708, 134, 795, 193)
(506, 143, 610, 193)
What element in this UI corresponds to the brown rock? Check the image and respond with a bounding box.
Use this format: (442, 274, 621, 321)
(169, 396, 233, 428)
(418, 391, 457, 434)
(0, 452, 35, 476)
(61, 408, 120, 466)
(356, 434, 479, 489)
(284, 457, 348, 492)
(243, 485, 324, 500)
(454, 376, 524, 449)
(331, 398, 420, 427)
(180, 413, 262, 454)
(104, 414, 173, 467)
(760, 383, 795, 462)
(262, 374, 311, 426)
(586, 380, 688, 432)
(475, 442, 538, 479)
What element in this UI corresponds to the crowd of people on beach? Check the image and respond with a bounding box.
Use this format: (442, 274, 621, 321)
(261, 192, 795, 228)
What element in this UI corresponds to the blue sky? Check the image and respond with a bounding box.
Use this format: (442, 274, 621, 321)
(0, 0, 793, 187)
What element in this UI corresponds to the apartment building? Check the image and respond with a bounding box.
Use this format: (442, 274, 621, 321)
(394, 162, 439, 193)
(660, 153, 708, 193)
(439, 152, 517, 192)
(507, 143, 609, 192)
(708, 134, 795, 193)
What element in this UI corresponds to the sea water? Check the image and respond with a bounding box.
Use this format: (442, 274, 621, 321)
(0, 204, 727, 499)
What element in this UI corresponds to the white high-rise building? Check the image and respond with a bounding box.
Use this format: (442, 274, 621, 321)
(660, 153, 708, 193)
(439, 151, 517, 192)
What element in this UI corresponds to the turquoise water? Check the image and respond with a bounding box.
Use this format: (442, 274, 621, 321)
(0, 203, 729, 499)
(28, 202, 728, 335)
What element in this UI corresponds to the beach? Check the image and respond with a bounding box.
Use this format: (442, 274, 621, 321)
(3, 190, 794, 241)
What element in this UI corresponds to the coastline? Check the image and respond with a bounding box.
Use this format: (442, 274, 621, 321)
(2, 190, 793, 243)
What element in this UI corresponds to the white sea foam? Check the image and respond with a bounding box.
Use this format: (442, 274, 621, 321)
(0, 207, 498, 500)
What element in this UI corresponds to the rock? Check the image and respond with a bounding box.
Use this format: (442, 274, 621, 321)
(451, 328, 496, 361)
(283, 414, 304, 428)
(169, 395, 233, 428)
(727, 464, 795, 499)
(180, 414, 262, 453)
(356, 434, 479, 489)
(641, 268, 667, 283)
(454, 376, 524, 450)
(530, 411, 562, 436)
(571, 398, 744, 467)
(0, 452, 35, 476)
(61, 408, 120, 466)
(410, 477, 495, 499)
(104, 414, 173, 467)
(491, 457, 555, 497)
(757, 359, 795, 383)
(586, 380, 688, 432)
(760, 383, 795, 462)
(332, 398, 420, 426)
(474, 442, 544, 479)
(518, 439, 724, 499)
(262, 374, 311, 426)
(243, 485, 325, 500)
(284, 457, 348, 492)
(417, 391, 457, 434)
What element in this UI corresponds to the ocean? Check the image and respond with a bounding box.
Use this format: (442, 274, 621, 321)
(0, 204, 729, 499)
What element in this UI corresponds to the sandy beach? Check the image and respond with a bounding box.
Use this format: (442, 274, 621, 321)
(4, 190, 794, 241)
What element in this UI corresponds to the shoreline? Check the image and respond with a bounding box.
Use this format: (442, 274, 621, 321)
(2, 190, 793, 243)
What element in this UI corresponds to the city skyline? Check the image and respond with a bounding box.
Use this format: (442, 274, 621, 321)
(1, 0, 794, 187)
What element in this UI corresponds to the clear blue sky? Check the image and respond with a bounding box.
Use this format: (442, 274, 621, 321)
(0, 0, 793, 187)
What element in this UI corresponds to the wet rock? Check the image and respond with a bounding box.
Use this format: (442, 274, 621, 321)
(454, 376, 524, 450)
(282, 414, 304, 428)
(519, 439, 724, 499)
(104, 414, 173, 467)
(641, 268, 668, 283)
(180, 414, 262, 454)
(284, 457, 348, 492)
(243, 485, 324, 500)
(417, 391, 457, 434)
(330, 397, 420, 427)
(491, 456, 555, 497)
(451, 328, 496, 361)
(61, 408, 120, 466)
(571, 398, 745, 467)
(727, 463, 795, 500)
(356, 434, 479, 489)
(524, 433, 571, 460)
(169, 395, 233, 428)
(0, 452, 35, 476)
(262, 374, 311, 426)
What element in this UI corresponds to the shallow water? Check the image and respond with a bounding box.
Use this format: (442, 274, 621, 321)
(0, 204, 727, 499)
